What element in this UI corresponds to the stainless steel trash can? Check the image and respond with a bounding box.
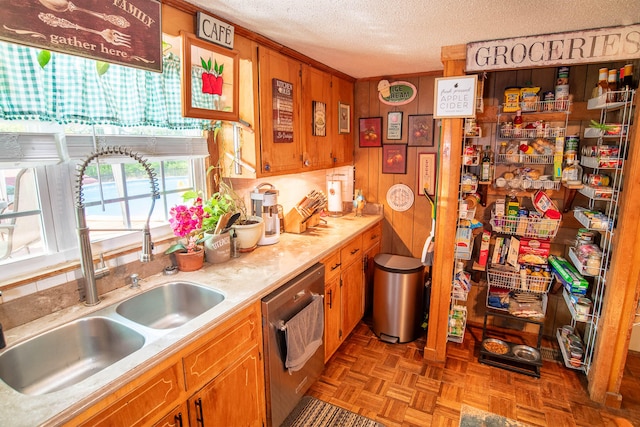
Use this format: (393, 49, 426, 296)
(372, 254, 424, 343)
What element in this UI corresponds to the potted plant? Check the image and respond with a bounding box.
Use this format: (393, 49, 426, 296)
(217, 180, 264, 252)
(165, 193, 205, 271)
(201, 191, 236, 263)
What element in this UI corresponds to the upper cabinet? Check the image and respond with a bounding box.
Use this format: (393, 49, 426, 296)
(257, 46, 303, 175)
(256, 46, 355, 176)
(331, 75, 355, 166)
(302, 65, 333, 169)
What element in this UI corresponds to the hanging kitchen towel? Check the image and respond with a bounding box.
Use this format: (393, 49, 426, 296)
(284, 294, 324, 373)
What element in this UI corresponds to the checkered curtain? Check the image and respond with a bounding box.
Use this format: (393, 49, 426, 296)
(0, 41, 212, 130)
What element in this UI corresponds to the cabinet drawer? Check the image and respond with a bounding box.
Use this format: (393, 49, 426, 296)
(362, 222, 382, 251)
(321, 250, 342, 282)
(183, 303, 261, 391)
(341, 235, 363, 267)
(78, 363, 182, 427)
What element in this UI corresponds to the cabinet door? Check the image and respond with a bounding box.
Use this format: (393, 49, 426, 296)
(324, 273, 342, 362)
(363, 241, 381, 315)
(76, 363, 183, 427)
(188, 346, 265, 427)
(341, 257, 364, 338)
(330, 75, 355, 165)
(257, 46, 302, 175)
(302, 65, 333, 169)
(153, 402, 188, 427)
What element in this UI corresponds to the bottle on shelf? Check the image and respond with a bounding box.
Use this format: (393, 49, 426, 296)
(597, 68, 609, 97)
(607, 69, 618, 102)
(562, 159, 583, 186)
(623, 64, 634, 90)
(481, 147, 492, 182)
(513, 109, 523, 137)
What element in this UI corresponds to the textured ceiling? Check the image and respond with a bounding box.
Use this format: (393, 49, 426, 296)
(185, 0, 640, 79)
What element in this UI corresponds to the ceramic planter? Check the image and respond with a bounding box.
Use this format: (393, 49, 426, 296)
(174, 248, 204, 272)
(232, 216, 264, 252)
(204, 231, 231, 264)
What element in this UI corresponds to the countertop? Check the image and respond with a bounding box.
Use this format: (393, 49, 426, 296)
(0, 212, 382, 427)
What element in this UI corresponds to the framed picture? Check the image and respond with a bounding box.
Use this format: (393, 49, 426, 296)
(382, 144, 407, 174)
(408, 114, 434, 146)
(418, 152, 437, 195)
(359, 117, 382, 147)
(338, 102, 351, 134)
(181, 31, 239, 121)
(312, 101, 326, 136)
(387, 111, 403, 141)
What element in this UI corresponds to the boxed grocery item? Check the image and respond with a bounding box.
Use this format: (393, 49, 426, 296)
(518, 238, 550, 265)
(478, 230, 491, 267)
(455, 227, 472, 259)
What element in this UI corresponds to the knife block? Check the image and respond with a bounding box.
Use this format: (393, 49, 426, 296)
(284, 208, 307, 234)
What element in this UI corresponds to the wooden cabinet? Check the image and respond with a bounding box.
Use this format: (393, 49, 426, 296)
(302, 65, 333, 169)
(73, 363, 184, 427)
(256, 46, 354, 176)
(322, 249, 342, 362)
(330, 75, 355, 166)
(257, 46, 303, 175)
(153, 403, 188, 427)
(187, 346, 264, 427)
(321, 224, 382, 362)
(183, 302, 266, 427)
(362, 222, 382, 314)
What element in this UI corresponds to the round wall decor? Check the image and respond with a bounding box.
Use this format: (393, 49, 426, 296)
(386, 184, 414, 212)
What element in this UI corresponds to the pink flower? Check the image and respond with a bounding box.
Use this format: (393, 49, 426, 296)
(169, 198, 205, 238)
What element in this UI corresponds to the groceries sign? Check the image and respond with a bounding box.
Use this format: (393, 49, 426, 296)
(0, 0, 162, 72)
(466, 24, 640, 71)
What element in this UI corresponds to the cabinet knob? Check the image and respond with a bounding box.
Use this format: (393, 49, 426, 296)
(304, 159, 310, 167)
(264, 163, 271, 171)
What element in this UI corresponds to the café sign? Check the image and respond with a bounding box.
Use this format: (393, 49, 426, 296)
(466, 24, 640, 72)
(196, 12, 234, 50)
(0, 0, 162, 72)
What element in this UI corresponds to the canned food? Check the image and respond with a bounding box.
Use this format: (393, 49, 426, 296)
(583, 174, 610, 186)
(575, 297, 592, 322)
(543, 91, 555, 111)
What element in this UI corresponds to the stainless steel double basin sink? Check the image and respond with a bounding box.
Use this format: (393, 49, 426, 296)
(0, 281, 225, 395)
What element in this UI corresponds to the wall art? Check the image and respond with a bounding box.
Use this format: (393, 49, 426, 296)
(359, 117, 382, 147)
(408, 114, 434, 146)
(418, 152, 437, 195)
(312, 101, 326, 136)
(382, 144, 407, 174)
(386, 111, 403, 141)
(181, 31, 239, 121)
(338, 102, 350, 134)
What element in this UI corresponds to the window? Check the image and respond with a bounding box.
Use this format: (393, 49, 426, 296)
(0, 126, 209, 282)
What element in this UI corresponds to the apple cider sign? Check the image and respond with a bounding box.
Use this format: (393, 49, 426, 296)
(0, 0, 162, 72)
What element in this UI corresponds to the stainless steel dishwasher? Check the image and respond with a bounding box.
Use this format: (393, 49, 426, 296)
(262, 263, 325, 427)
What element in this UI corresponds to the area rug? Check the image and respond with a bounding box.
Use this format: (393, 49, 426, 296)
(282, 396, 385, 427)
(459, 404, 532, 427)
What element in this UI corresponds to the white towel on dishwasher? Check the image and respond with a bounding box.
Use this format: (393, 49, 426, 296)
(284, 294, 324, 373)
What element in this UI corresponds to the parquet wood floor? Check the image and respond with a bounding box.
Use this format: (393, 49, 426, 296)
(307, 319, 640, 427)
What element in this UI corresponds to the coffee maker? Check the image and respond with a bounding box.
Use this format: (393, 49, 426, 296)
(250, 183, 280, 245)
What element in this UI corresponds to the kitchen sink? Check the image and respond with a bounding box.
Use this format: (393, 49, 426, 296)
(116, 281, 225, 329)
(0, 317, 145, 395)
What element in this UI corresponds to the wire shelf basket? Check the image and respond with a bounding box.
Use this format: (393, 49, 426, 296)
(499, 127, 566, 140)
(490, 214, 561, 238)
(486, 268, 552, 294)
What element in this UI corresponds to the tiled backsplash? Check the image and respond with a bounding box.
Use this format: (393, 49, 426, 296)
(0, 166, 355, 330)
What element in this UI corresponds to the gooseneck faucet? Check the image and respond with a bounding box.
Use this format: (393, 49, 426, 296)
(75, 146, 159, 306)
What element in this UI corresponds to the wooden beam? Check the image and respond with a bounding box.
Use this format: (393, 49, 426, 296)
(588, 99, 640, 404)
(424, 45, 465, 362)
